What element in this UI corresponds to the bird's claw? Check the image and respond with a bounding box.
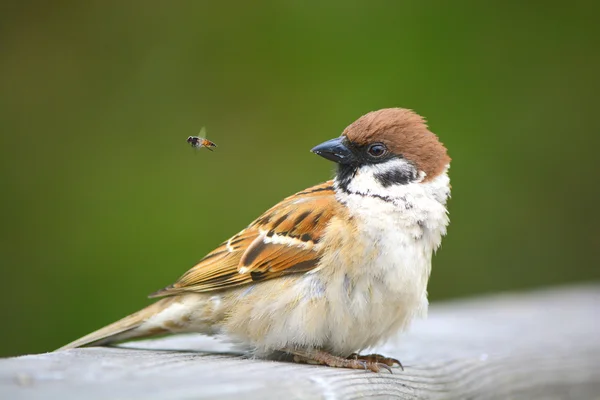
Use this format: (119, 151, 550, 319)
(348, 352, 404, 371)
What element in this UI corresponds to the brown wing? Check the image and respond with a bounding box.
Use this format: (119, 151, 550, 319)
(150, 181, 337, 297)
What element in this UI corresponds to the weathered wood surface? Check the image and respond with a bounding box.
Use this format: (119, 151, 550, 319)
(1, 285, 599, 400)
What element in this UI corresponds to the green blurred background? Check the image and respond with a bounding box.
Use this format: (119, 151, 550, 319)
(1, 1, 599, 357)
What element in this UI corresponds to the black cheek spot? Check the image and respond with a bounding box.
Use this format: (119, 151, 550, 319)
(375, 168, 417, 187)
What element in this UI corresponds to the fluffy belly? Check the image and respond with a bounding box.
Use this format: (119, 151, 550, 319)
(323, 272, 428, 355)
(220, 270, 427, 356)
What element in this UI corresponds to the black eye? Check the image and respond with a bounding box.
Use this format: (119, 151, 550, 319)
(367, 143, 387, 158)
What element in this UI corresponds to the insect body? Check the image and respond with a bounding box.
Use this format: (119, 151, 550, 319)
(187, 127, 217, 151)
(187, 136, 217, 151)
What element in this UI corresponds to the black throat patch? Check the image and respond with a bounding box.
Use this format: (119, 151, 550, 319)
(336, 164, 358, 193)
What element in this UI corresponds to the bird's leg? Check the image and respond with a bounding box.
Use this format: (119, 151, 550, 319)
(347, 352, 404, 371)
(285, 348, 393, 373)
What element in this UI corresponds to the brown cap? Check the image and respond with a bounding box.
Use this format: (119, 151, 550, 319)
(343, 108, 450, 181)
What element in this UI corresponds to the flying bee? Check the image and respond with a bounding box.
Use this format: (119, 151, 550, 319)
(187, 136, 217, 151)
(187, 127, 217, 151)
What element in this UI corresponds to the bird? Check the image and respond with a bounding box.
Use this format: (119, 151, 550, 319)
(59, 108, 451, 373)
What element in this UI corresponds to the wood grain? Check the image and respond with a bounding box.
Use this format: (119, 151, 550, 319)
(2, 285, 599, 399)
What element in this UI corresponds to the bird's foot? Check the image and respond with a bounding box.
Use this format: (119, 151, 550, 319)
(347, 352, 403, 371)
(286, 349, 394, 373)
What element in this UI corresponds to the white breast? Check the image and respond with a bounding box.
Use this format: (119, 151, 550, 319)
(316, 167, 451, 354)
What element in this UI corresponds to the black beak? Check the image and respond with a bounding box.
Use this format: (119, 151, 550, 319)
(311, 137, 355, 164)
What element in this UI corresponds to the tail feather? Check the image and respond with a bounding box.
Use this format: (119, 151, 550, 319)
(58, 297, 178, 351)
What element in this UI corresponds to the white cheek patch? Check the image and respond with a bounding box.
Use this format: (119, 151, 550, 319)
(335, 161, 451, 215)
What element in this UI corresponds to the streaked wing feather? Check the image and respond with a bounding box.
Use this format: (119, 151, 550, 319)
(150, 181, 336, 297)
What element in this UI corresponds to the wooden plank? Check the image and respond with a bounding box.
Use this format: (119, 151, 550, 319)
(1, 285, 599, 399)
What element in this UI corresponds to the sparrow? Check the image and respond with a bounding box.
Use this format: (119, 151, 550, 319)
(59, 108, 451, 373)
